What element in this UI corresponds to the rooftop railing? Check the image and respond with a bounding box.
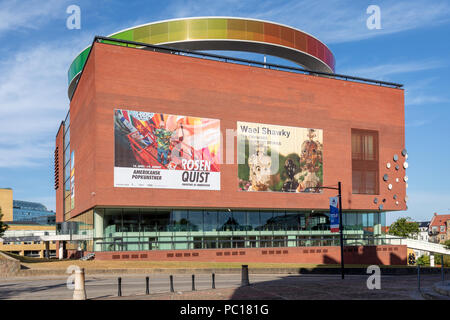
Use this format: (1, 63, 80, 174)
(69, 35, 403, 100)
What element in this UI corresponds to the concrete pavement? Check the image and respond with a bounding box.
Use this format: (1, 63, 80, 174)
(1, 273, 446, 300)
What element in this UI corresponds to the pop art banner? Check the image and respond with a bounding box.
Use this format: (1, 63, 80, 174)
(70, 151, 75, 209)
(237, 121, 323, 193)
(114, 109, 220, 190)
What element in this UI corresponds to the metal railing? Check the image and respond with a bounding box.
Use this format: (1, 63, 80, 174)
(94, 235, 401, 252)
(69, 35, 403, 100)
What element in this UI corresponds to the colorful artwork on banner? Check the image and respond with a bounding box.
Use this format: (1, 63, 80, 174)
(70, 151, 75, 209)
(237, 121, 323, 193)
(114, 109, 221, 190)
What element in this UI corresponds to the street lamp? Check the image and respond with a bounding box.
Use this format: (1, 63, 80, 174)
(312, 181, 345, 279)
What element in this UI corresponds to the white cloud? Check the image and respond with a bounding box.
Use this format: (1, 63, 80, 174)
(0, 0, 68, 35)
(164, 0, 450, 44)
(26, 195, 56, 212)
(0, 142, 54, 167)
(0, 38, 91, 167)
(406, 119, 432, 128)
(402, 77, 450, 107)
(340, 60, 445, 80)
(407, 95, 449, 106)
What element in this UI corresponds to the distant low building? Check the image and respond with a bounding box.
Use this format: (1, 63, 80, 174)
(0, 188, 13, 221)
(429, 213, 450, 244)
(417, 221, 430, 242)
(12, 200, 55, 225)
(0, 224, 57, 258)
(0, 189, 56, 258)
(411, 221, 430, 258)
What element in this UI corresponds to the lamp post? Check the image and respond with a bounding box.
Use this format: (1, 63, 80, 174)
(314, 182, 345, 279)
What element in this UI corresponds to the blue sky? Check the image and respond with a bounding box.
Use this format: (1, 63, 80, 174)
(0, 0, 449, 224)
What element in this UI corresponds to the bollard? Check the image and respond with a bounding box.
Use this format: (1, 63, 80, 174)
(118, 277, 122, 297)
(417, 265, 421, 291)
(212, 273, 216, 289)
(146, 276, 150, 295)
(241, 265, 250, 286)
(192, 274, 196, 291)
(442, 255, 445, 283)
(72, 268, 87, 300)
(170, 275, 174, 293)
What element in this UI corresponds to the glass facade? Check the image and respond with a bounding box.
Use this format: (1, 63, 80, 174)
(63, 111, 71, 220)
(68, 208, 389, 252)
(58, 209, 94, 252)
(13, 200, 56, 225)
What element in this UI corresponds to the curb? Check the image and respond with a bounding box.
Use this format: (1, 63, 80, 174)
(433, 282, 450, 297)
(420, 288, 447, 300)
(4, 266, 449, 278)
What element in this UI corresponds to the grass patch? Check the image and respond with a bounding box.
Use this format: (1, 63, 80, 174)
(1, 251, 55, 263)
(22, 260, 327, 270)
(16, 258, 415, 270)
(2, 251, 416, 270)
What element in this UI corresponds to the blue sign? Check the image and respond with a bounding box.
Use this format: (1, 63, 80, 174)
(329, 197, 339, 233)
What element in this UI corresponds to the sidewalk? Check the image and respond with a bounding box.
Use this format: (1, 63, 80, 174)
(97, 274, 444, 300)
(7, 266, 450, 278)
(433, 281, 450, 297)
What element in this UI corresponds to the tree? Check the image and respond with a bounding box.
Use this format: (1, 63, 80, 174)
(416, 255, 430, 266)
(444, 240, 450, 250)
(0, 207, 9, 238)
(388, 217, 419, 238)
(434, 253, 450, 267)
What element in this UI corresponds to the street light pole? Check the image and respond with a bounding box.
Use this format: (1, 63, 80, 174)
(338, 182, 345, 280)
(315, 182, 345, 279)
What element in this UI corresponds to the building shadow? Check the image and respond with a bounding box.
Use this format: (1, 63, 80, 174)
(321, 245, 406, 266)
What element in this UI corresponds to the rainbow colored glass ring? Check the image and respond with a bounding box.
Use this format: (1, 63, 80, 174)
(68, 17, 335, 99)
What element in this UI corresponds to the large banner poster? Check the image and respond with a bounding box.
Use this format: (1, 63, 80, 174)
(237, 121, 323, 193)
(70, 151, 75, 209)
(114, 109, 220, 190)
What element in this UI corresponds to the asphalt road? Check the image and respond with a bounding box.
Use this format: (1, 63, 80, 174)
(0, 274, 288, 300)
(0, 273, 444, 300)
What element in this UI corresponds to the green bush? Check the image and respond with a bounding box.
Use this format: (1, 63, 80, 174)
(434, 254, 450, 267)
(417, 255, 430, 266)
(416, 254, 450, 267)
(443, 240, 450, 250)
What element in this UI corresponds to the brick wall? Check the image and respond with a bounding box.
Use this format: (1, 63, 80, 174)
(93, 245, 407, 265)
(65, 42, 406, 218)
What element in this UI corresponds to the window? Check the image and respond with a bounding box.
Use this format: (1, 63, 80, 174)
(172, 210, 189, 231)
(440, 226, 445, 232)
(352, 129, 379, 194)
(203, 211, 218, 231)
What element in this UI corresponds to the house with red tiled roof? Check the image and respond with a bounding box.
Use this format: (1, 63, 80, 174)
(429, 213, 450, 244)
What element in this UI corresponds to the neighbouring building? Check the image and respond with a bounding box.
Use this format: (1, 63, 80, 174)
(410, 221, 430, 259)
(0, 189, 57, 258)
(12, 200, 56, 225)
(0, 188, 13, 222)
(417, 221, 430, 242)
(429, 213, 450, 244)
(54, 17, 408, 264)
(0, 224, 57, 258)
